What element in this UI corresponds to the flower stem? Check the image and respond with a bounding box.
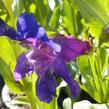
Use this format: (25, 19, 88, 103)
(22, 78, 38, 109)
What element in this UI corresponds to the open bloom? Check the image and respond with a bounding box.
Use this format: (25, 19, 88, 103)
(0, 12, 91, 102)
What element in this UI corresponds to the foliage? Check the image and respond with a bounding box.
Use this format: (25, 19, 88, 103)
(0, 0, 109, 109)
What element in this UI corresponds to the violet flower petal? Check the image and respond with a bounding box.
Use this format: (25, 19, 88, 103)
(14, 52, 34, 81)
(51, 35, 91, 62)
(54, 58, 80, 97)
(0, 18, 20, 40)
(31, 41, 57, 77)
(36, 73, 56, 103)
(0, 12, 49, 42)
(17, 12, 49, 41)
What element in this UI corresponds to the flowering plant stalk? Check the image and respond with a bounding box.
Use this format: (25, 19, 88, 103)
(0, 12, 91, 108)
(78, 26, 109, 103)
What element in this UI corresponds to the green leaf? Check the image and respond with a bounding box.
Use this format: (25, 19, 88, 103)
(104, 75, 109, 80)
(0, 37, 24, 93)
(100, 47, 108, 73)
(103, 58, 109, 102)
(62, 0, 76, 35)
(105, 0, 109, 17)
(78, 56, 93, 79)
(0, 57, 13, 80)
(0, 37, 26, 70)
(40, 99, 57, 109)
(99, 28, 109, 45)
(12, 0, 24, 18)
(12, 96, 29, 105)
(0, 1, 8, 19)
(50, 6, 60, 29)
(76, 0, 109, 25)
(78, 55, 101, 102)
(0, 57, 23, 93)
(86, 18, 104, 40)
(2, 0, 12, 16)
(34, 0, 50, 26)
(0, 37, 16, 66)
(2, 0, 15, 26)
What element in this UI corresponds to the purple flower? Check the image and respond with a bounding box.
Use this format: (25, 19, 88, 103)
(0, 12, 49, 42)
(0, 12, 91, 103)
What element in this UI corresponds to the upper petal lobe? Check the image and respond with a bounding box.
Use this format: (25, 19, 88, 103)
(17, 12, 49, 41)
(51, 35, 91, 62)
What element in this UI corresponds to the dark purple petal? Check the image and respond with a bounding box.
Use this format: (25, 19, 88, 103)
(36, 73, 56, 103)
(54, 58, 80, 97)
(27, 40, 57, 102)
(17, 12, 49, 41)
(14, 52, 34, 81)
(51, 35, 91, 62)
(30, 40, 57, 77)
(0, 18, 20, 40)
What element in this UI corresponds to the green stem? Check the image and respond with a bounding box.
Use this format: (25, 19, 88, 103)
(96, 47, 106, 102)
(22, 78, 38, 109)
(89, 48, 106, 103)
(89, 54, 99, 92)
